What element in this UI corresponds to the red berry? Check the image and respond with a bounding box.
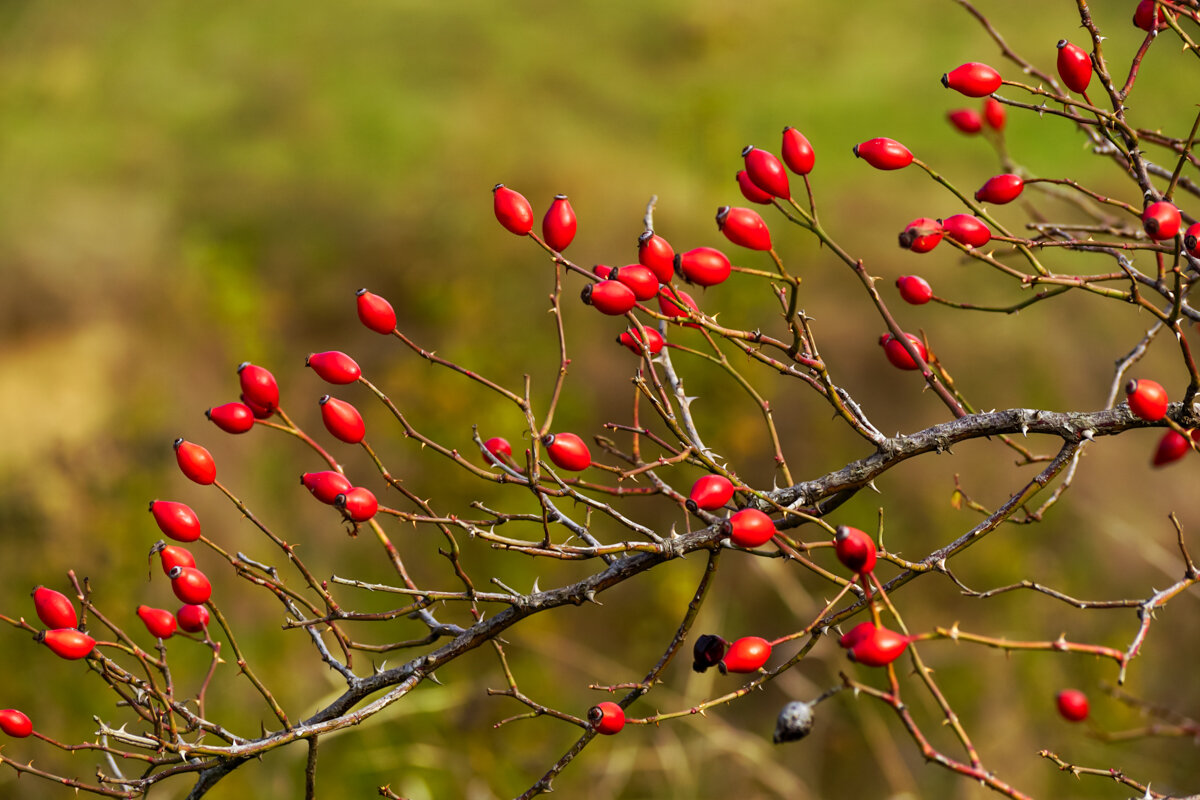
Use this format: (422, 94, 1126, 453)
(723, 636, 772, 673)
(1133, 0, 1167, 31)
(838, 621, 877, 650)
(617, 327, 665, 356)
(688, 475, 735, 511)
(1152, 429, 1191, 466)
(205, 402, 255, 434)
(241, 393, 274, 419)
(726, 508, 775, 548)
(853, 137, 913, 170)
(319, 395, 366, 444)
(168, 566, 212, 605)
(32, 586, 78, 630)
(736, 169, 774, 205)
(149, 500, 202, 543)
(301, 470, 353, 504)
(542, 432, 591, 472)
(492, 183, 533, 236)
(39, 628, 95, 660)
(834, 526, 877, 574)
(605, 264, 660, 301)
(880, 332, 928, 371)
(0, 709, 32, 738)
(658, 286, 701, 325)
(716, 206, 772, 251)
(156, 542, 196, 575)
(781, 126, 815, 175)
(898, 218, 944, 253)
(356, 289, 397, 335)
(173, 439, 216, 485)
(848, 626, 909, 666)
(581, 280, 637, 316)
(975, 174, 1025, 205)
(741, 145, 790, 199)
(306, 351, 361, 384)
(335, 487, 378, 522)
(588, 701, 625, 735)
(1143, 201, 1182, 241)
(237, 362, 279, 413)
(984, 97, 1006, 131)
(137, 605, 177, 639)
(1184, 223, 1200, 257)
(1055, 689, 1089, 722)
(896, 275, 933, 305)
(483, 436, 513, 467)
(1056, 40, 1092, 94)
(947, 109, 983, 134)
(676, 246, 733, 286)
(176, 604, 210, 633)
(637, 231, 675, 284)
(1126, 378, 1169, 421)
(941, 214, 992, 248)
(542, 194, 577, 252)
(942, 62, 1002, 97)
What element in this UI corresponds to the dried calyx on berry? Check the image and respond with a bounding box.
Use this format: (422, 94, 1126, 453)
(692, 633, 729, 674)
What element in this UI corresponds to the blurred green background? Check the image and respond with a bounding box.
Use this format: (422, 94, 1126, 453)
(1, 1, 1197, 798)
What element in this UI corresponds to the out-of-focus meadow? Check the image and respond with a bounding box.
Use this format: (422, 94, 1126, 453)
(1, 1, 1197, 797)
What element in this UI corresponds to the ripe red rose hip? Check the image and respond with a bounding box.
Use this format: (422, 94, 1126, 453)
(880, 332, 928, 370)
(206, 402, 256, 434)
(542, 432, 591, 471)
(1133, 0, 1167, 31)
(617, 327, 665, 355)
(237, 362, 279, 413)
(984, 97, 1006, 130)
(838, 621, 877, 650)
(482, 436, 513, 467)
(1185, 223, 1200, 257)
(542, 193, 577, 252)
(834, 525, 877, 574)
(1152, 429, 1192, 466)
(38, 628, 95, 660)
(896, 275, 933, 305)
(356, 289, 397, 334)
(0, 709, 32, 738)
(947, 109, 983, 134)
(32, 586, 78, 630)
(302, 470, 353, 504)
(335, 486, 379, 522)
(1056, 40, 1092, 94)
(155, 542, 196, 575)
(319, 395, 366, 444)
(1125, 379, 1168, 421)
(848, 626, 909, 666)
(492, 183, 534, 236)
(658, 286, 702, 324)
(688, 474, 735, 511)
(169, 566, 212, 605)
(306, 351, 361, 384)
(602, 264, 659, 301)
(176, 604, 210, 633)
(1055, 689, 1089, 722)
(716, 206, 772, 251)
(241, 394, 274, 419)
(975, 174, 1024, 205)
(726, 508, 776, 548)
(137, 605, 177, 639)
(677, 246, 733, 286)
(853, 138, 913, 170)
(581, 280, 637, 316)
(638, 231, 675, 284)
(736, 169, 774, 205)
(941, 214, 992, 248)
(723, 636, 772, 673)
(150, 500, 202, 542)
(942, 62, 1002, 97)
(741, 145, 790, 199)
(1142, 201, 1182, 241)
(174, 439, 216, 485)
(588, 701, 625, 735)
(781, 126, 815, 175)
(898, 218, 944, 253)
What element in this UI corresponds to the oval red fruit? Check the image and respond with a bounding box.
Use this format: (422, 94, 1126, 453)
(1143, 201, 1182, 241)
(174, 439, 216, 485)
(617, 327, 665, 356)
(848, 626, 909, 666)
(898, 218, 944, 253)
(306, 351, 361, 384)
(1152, 429, 1192, 466)
(1126, 379, 1168, 421)
(492, 183, 533, 236)
(32, 586, 78, 630)
(137, 605, 177, 639)
(607, 264, 660, 301)
(588, 701, 625, 735)
(941, 214, 991, 247)
(741, 145, 790, 199)
(716, 207, 772, 251)
(356, 289, 397, 335)
(726, 508, 775, 548)
(542, 432, 591, 472)
(723, 636, 772, 673)
(319, 395, 366, 444)
(838, 621, 877, 650)
(688, 475, 735, 511)
(975, 174, 1024, 205)
(168, 566, 212, 605)
(941, 62, 1002, 97)
(39, 628, 95, 660)
(736, 169, 774, 205)
(241, 393, 274, 419)
(853, 138, 913, 170)
(947, 109, 983, 134)
(638, 231, 676, 284)
(896, 275, 933, 305)
(542, 193, 577, 252)
(1133, 0, 1167, 31)
(781, 126, 815, 175)
(149, 500, 202, 543)
(834, 525, 877, 574)
(237, 363, 279, 413)
(156, 542, 196, 575)
(301, 471, 353, 504)
(984, 97, 1006, 131)
(0, 709, 32, 738)
(205, 402, 256, 434)
(1185, 223, 1200, 257)
(335, 486, 379, 522)
(482, 436, 513, 467)
(1056, 689, 1089, 722)
(658, 286, 702, 324)
(581, 280, 637, 316)
(177, 604, 210, 633)
(676, 247, 732, 286)
(880, 332, 928, 371)
(1056, 40, 1092, 94)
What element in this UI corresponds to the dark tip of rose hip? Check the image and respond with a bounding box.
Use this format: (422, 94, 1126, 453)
(554, 193, 567, 200)
(319, 395, 331, 405)
(492, 183, 504, 193)
(237, 361, 250, 373)
(172, 437, 184, 449)
(940, 73, 950, 88)
(580, 285, 593, 304)
(716, 206, 730, 227)
(741, 145, 756, 158)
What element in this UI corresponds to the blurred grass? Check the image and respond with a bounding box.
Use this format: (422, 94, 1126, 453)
(0, 1, 1197, 798)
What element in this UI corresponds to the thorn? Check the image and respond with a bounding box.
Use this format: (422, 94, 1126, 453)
(867, 480, 880, 494)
